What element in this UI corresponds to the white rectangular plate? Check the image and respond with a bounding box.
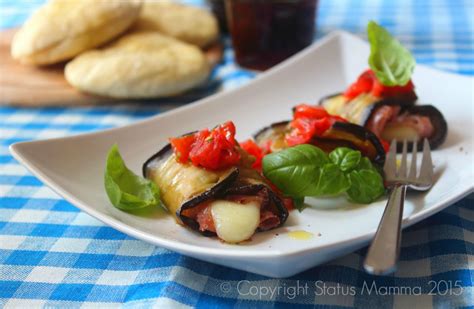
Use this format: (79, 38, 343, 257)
(11, 31, 474, 278)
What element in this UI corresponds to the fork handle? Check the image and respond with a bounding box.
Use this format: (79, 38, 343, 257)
(363, 184, 407, 275)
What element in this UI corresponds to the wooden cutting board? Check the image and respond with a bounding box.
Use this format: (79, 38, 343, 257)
(0, 28, 223, 107)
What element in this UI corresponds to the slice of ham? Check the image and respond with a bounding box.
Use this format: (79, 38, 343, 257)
(196, 205, 216, 233)
(390, 113, 435, 138)
(195, 194, 281, 234)
(366, 105, 401, 137)
(259, 210, 280, 231)
(367, 105, 434, 139)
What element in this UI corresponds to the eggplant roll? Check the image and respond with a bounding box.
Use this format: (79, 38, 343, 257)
(143, 144, 288, 243)
(320, 93, 447, 150)
(254, 121, 386, 167)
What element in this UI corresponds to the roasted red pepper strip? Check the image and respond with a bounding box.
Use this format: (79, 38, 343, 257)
(170, 134, 195, 163)
(380, 139, 390, 153)
(170, 121, 241, 170)
(285, 104, 347, 146)
(240, 139, 268, 170)
(344, 69, 415, 100)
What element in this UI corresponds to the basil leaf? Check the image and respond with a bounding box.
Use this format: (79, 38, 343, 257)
(312, 163, 351, 196)
(263, 144, 385, 206)
(104, 144, 160, 210)
(293, 197, 306, 212)
(346, 169, 385, 204)
(357, 157, 374, 171)
(367, 21, 415, 86)
(262, 145, 349, 197)
(262, 144, 329, 197)
(329, 147, 361, 172)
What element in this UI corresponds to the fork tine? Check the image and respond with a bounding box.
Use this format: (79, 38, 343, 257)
(384, 139, 398, 178)
(399, 140, 408, 178)
(418, 139, 433, 182)
(408, 139, 418, 179)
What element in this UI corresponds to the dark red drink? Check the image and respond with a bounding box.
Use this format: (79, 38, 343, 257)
(226, 0, 318, 70)
(207, 0, 228, 33)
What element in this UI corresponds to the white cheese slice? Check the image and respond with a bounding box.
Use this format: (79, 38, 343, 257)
(210, 200, 260, 243)
(381, 123, 420, 141)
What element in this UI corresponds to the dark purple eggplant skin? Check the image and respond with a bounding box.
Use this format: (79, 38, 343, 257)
(329, 122, 386, 166)
(142, 131, 197, 178)
(318, 92, 418, 126)
(394, 105, 448, 152)
(142, 141, 288, 236)
(179, 179, 289, 233)
(254, 121, 386, 167)
(318, 93, 448, 151)
(253, 121, 290, 141)
(142, 143, 172, 178)
(143, 142, 237, 236)
(224, 183, 288, 231)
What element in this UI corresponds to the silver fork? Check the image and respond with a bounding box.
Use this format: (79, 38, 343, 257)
(363, 138, 434, 275)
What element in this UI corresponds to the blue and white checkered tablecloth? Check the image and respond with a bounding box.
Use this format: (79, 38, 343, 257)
(0, 0, 473, 308)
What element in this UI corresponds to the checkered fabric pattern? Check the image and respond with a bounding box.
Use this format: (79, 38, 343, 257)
(0, 0, 473, 308)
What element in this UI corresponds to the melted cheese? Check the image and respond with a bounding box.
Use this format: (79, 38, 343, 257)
(381, 123, 420, 141)
(210, 200, 260, 243)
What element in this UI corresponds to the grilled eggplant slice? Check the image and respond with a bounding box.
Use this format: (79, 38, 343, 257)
(381, 105, 448, 151)
(319, 93, 447, 150)
(143, 143, 288, 242)
(319, 92, 417, 126)
(254, 121, 385, 167)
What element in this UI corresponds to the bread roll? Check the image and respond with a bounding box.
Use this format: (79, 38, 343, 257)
(65, 32, 210, 98)
(11, 0, 142, 65)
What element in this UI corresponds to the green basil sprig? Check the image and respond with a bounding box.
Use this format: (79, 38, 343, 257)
(329, 147, 361, 172)
(367, 21, 415, 86)
(263, 145, 350, 211)
(262, 145, 385, 208)
(345, 157, 385, 203)
(104, 144, 160, 210)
